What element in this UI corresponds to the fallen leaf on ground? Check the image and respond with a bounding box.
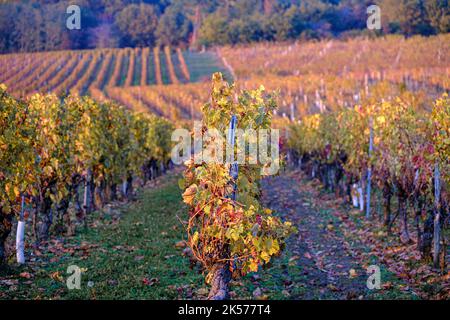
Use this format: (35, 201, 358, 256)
(50, 271, 64, 282)
(143, 277, 159, 286)
(19, 272, 33, 279)
(252, 287, 262, 298)
(175, 241, 186, 248)
(349, 269, 358, 278)
(196, 288, 209, 296)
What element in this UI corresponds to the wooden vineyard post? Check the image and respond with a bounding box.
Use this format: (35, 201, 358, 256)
(83, 169, 93, 226)
(365, 73, 369, 96)
(227, 115, 238, 201)
(366, 117, 373, 219)
(433, 162, 441, 269)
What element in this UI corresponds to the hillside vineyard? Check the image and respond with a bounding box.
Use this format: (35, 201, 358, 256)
(0, 33, 449, 301)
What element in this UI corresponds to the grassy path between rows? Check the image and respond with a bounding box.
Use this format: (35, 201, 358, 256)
(261, 171, 418, 300)
(0, 170, 435, 300)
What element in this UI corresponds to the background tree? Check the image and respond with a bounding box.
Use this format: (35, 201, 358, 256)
(198, 12, 231, 46)
(271, 5, 305, 41)
(115, 3, 159, 47)
(0, 0, 448, 53)
(156, 4, 193, 47)
(378, 0, 433, 36)
(424, 0, 450, 34)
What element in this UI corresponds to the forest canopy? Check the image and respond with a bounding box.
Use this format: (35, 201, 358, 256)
(0, 0, 448, 53)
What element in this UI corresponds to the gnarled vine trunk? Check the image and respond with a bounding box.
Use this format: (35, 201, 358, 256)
(420, 211, 434, 261)
(38, 196, 53, 241)
(55, 198, 70, 235)
(208, 262, 232, 300)
(398, 193, 411, 244)
(107, 182, 118, 202)
(383, 184, 392, 231)
(94, 179, 106, 209)
(0, 209, 12, 264)
(334, 163, 344, 198)
(414, 198, 425, 251)
(70, 175, 84, 222)
(346, 176, 353, 205)
(83, 170, 95, 220)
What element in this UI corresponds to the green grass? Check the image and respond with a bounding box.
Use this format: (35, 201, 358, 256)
(147, 53, 155, 85)
(67, 56, 92, 91)
(101, 54, 116, 89)
(0, 174, 307, 300)
(171, 52, 187, 83)
(233, 250, 308, 300)
(0, 175, 204, 300)
(133, 52, 141, 86)
(183, 51, 232, 83)
(159, 52, 171, 85)
(117, 54, 130, 87)
(0, 173, 424, 300)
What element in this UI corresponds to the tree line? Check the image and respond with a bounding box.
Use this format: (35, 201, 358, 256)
(0, 0, 448, 54)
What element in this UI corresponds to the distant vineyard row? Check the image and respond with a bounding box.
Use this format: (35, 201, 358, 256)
(219, 34, 450, 82)
(96, 35, 449, 123)
(90, 72, 446, 123)
(0, 35, 448, 124)
(0, 47, 230, 98)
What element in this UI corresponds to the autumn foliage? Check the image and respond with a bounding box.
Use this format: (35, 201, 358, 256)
(288, 93, 449, 269)
(181, 73, 295, 299)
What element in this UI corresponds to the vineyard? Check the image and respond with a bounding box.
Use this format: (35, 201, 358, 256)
(0, 33, 449, 301)
(0, 84, 174, 264)
(287, 93, 449, 264)
(0, 47, 230, 98)
(1, 36, 448, 124)
(92, 35, 450, 122)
